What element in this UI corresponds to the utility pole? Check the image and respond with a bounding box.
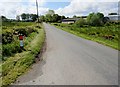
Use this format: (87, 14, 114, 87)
(36, 0, 39, 22)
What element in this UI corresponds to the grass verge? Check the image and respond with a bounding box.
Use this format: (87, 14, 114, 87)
(52, 23, 119, 50)
(1, 23, 45, 87)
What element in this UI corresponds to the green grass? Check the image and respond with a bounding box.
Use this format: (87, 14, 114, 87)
(1, 23, 45, 87)
(2, 22, 39, 58)
(52, 23, 119, 50)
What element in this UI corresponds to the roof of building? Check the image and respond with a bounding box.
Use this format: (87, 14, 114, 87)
(62, 16, 87, 22)
(107, 15, 120, 21)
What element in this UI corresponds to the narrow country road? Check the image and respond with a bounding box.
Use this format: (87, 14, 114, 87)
(14, 23, 118, 85)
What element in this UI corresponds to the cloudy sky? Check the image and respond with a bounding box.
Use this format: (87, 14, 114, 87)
(0, 0, 119, 19)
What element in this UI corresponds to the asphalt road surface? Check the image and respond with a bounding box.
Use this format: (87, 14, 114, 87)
(14, 23, 118, 85)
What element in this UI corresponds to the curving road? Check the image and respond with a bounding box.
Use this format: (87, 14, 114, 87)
(14, 23, 118, 85)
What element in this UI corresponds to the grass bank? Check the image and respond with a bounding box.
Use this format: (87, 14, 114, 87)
(1, 23, 45, 87)
(52, 23, 119, 50)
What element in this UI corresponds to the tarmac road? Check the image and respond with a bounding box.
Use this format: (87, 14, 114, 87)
(14, 23, 118, 85)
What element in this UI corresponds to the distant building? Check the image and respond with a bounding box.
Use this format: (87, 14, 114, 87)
(80, 16, 87, 19)
(62, 16, 87, 24)
(62, 18, 76, 24)
(107, 13, 120, 21)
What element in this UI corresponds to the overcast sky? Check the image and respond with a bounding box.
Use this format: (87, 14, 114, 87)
(0, 0, 119, 19)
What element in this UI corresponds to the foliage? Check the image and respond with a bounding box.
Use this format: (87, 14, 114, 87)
(2, 32, 13, 44)
(21, 13, 26, 21)
(52, 14, 61, 22)
(45, 14, 53, 22)
(47, 10, 55, 16)
(40, 15, 45, 22)
(74, 18, 86, 27)
(30, 14, 38, 22)
(73, 15, 77, 18)
(21, 13, 38, 22)
(16, 15, 20, 21)
(0, 16, 8, 22)
(87, 12, 104, 26)
(1, 23, 45, 87)
(3, 41, 21, 57)
(2, 22, 38, 58)
(103, 17, 110, 24)
(42, 10, 66, 23)
(61, 15, 66, 21)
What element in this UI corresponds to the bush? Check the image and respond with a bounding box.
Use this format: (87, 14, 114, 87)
(16, 28, 29, 36)
(87, 12, 104, 26)
(3, 41, 22, 57)
(2, 32, 14, 44)
(1, 24, 45, 87)
(74, 18, 86, 27)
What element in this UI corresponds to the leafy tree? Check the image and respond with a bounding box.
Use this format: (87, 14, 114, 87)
(45, 14, 53, 22)
(16, 15, 20, 21)
(44, 10, 66, 23)
(97, 12, 104, 19)
(21, 13, 26, 21)
(30, 14, 38, 22)
(40, 15, 45, 22)
(75, 18, 86, 27)
(52, 14, 61, 22)
(87, 12, 104, 26)
(1, 16, 8, 22)
(87, 13, 94, 25)
(90, 14, 101, 26)
(73, 15, 77, 18)
(20, 13, 37, 22)
(47, 10, 55, 16)
(103, 17, 110, 24)
(26, 14, 30, 20)
(61, 15, 66, 20)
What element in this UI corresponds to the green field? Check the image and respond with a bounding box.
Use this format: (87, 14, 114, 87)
(1, 22, 45, 86)
(52, 23, 119, 50)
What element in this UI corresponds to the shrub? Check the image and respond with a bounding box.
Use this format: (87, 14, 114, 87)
(87, 12, 104, 26)
(3, 41, 22, 57)
(2, 32, 14, 44)
(74, 18, 86, 27)
(16, 28, 29, 36)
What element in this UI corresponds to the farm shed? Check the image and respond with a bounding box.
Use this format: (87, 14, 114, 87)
(62, 16, 87, 24)
(62, 18, 76, 24)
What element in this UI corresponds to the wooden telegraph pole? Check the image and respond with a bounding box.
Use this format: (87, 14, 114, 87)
(36, 0, 39, 23)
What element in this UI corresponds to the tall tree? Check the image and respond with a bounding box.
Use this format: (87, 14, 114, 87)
(26, 14, 30, 20)
(75, 18, 86, 27)
(16, 15, 20, 21)
(30, 14, 38, 22)
(47, 10, 55, 16)
(21, 13, 26, 21)
(73, 15, 77, 18)
(87, 12, 104, 26)
(40, 15, 45, 22)
(52, 14, 61, 22)
(61, 15, 66, 20)
(45, 14, 53, 22)
(1, 16, 7, 22)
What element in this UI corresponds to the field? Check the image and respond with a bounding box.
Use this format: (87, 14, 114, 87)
(52, 23, 120, 50)
(1, 22, 45, 86)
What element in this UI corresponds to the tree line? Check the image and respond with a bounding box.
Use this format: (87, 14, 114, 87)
(17, 13, 38, 22)
(39, 10, 65, 23)
(1, 14, 38, 22)
(1, 10, 66, 23)
(1, 9, 118, 27)
(75, 12, 110, 27)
